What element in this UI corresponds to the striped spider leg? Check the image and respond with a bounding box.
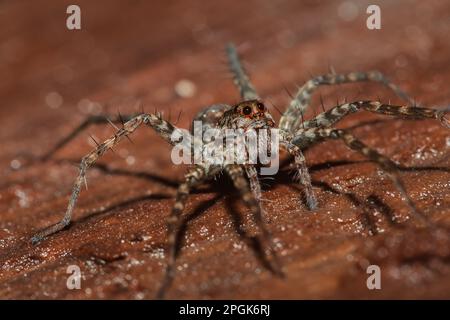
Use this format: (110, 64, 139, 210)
(277, 68, 419, 209)
(39, 113, 137, 162)
(279, 71, 416, 133)
(156, 164, 220, 298)
(31, 113, 183, 244)
(288, 100, 449, 225)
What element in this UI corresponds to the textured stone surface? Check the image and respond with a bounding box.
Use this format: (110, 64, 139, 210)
(0, 0, 449, 299)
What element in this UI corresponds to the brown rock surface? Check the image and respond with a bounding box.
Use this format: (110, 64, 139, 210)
(0, 0, 449, 299)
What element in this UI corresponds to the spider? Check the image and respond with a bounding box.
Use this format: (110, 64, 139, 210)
(31, 43, 449, 298)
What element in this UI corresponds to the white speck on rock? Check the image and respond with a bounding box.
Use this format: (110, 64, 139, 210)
(14, 189, 29, 208)
(10, 159, 22, 170)
(45, 91, 63, 109)
(174, 79, 196, 98)
(337, 1, 359, 22)
(126, 155, 136, 166)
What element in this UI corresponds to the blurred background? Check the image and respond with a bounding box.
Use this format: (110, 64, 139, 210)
(0, 0, 449, 299)
(2, 0, 449, 163)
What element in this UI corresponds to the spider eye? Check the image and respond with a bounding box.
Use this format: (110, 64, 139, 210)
(242, 106, 252, 115)
(257, 102, 265, 111)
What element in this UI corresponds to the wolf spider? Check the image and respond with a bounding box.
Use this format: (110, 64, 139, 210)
(31, 43, 449, 298)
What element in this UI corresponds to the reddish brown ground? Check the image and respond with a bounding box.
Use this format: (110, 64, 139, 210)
(0, 0, 449, 299)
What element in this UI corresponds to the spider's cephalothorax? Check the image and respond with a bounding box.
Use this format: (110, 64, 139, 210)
(193, 100, 277, 166)
(31, 43, 449, 299)
(217, 100, 275, 130)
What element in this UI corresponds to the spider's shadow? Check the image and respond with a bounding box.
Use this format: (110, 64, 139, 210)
(75, 157, 450, 198)
(69, 156, 448, 239)
(70, 189, 278, 276)
(64, 165, 407, 275)
(58, 169, 278, 276)
(307, 180, 403, 235)
(172, 192, 278, 275)
(223, 195, 281, 274)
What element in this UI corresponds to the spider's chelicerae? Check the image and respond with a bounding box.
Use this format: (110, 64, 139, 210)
(32, 43, 449, 298)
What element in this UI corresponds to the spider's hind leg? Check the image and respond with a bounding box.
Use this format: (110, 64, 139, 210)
(226, 43, 260, 100)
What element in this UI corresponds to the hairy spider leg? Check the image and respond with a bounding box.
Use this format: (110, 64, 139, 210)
(300, 100, 450, 130)
(40, 114, 138, 161)
(225, 164, 284, 276)
(226, 43, 260, 100)
(157, 165, 218, 299)
(31, 113, 180, 244)
(279, 71, 416, 133)
(291, 126, 439, 227)
(283, 143, 317, 210)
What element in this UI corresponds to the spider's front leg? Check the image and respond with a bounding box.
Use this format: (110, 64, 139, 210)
(281, 100, 449, 211)
(300, 100, 450, 130)
(290, 127, 435, 227)
(157, 165, 218, 299)
(279, 71, 415, 133)
(245, 165, 262, 201)
(281, 142, 317, 210)
(31, 113, 181, 244)
(40, 113, 138, 161)
(225, 164, 284, 277)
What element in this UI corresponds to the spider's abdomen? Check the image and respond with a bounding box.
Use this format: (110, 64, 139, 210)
(191, 104, 232, 134)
